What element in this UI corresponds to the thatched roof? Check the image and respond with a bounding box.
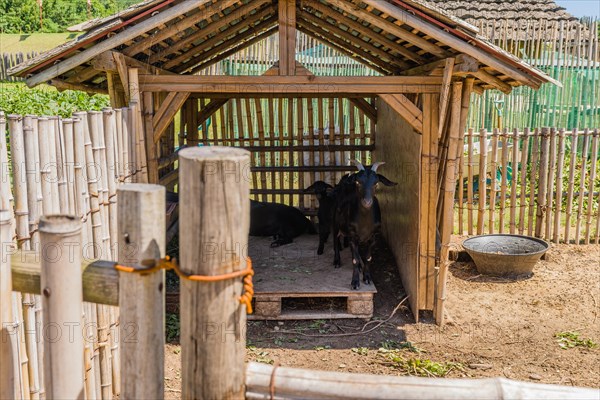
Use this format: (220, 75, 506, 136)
(422, 0, 579, 25)
(9, 0, 559, 93)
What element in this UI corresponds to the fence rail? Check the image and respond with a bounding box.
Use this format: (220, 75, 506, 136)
(455, 128, 600, 244)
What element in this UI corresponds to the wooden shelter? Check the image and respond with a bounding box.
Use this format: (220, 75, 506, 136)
(9, 0, 558, 322)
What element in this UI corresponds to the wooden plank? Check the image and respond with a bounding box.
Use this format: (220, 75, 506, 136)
(437, 58, 455, 138)
(378, 94, 423, 133)
(152, 92, 190, 143)
(375, 97, 421, 320)
(26, 0, 214, 87)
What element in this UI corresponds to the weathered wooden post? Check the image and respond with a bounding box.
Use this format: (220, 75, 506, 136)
(0, 210, 16, 399)
(117, 183, 165, 399)
(179, 147, 250, 399)
(39, 215, 84, 399)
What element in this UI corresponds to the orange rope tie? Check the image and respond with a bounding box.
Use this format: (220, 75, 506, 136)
(115, 256, 254, 314)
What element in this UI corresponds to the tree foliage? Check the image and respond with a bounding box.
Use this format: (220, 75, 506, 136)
(0, 0, 140, 33)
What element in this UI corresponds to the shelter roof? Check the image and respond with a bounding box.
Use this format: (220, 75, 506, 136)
(9, 0, 560, 93)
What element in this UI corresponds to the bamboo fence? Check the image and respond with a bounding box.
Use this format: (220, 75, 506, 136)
(0, 107, 146, 399)
(455, 128, 600, 243)
(1, 52, 38, 82)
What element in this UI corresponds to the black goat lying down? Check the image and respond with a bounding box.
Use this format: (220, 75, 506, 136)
(333, 161, 397, 289)
(249, 200, 316, 248)
(303, 181, 335, 255)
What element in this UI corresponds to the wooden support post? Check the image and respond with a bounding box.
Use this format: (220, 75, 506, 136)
(438, 58, 455, 138)
(117, 183, 165, 399)
(435, 82, 463, 325)
(0, 211, 16, 399)
(278, 0, 296, 75)
(179, 147, 250, 399)
(39, 215, 84, 400)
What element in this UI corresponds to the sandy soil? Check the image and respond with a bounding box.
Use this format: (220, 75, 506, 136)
(163, 239, 600, 398)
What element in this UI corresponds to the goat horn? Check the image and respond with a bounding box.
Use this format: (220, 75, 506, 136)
(371, 162, 386, 172)
(348, 159, 365, 171)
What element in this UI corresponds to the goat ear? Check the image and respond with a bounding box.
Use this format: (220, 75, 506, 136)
(377, 174, 398, 186)
(304, 183, 316, 193)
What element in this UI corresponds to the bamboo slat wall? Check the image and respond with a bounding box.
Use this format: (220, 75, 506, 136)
(0, 108, 146, 399)
(455, 128, 600, 244)
(1, 52, 38, 82)
(160, 97, 375, 211)
(467, 19, 600, 130)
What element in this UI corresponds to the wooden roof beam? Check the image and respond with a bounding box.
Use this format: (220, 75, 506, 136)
(152, 92, 190, 143)
(297, 19, 398, 74)
(188, 27, 278, 74)
(25, 0, 214, 87)
(278, 0, 296, 75)
(379, 94, 423, 133)
(300, 0, 423, 64)
(298, 10, 408, 71)
(147, 0, 274, 65)
(471, 69, 513, 94)
(164, 8, 276, 71)
(123, 0, 241, 57)
(360, 0, 544, 89)
(175, 17, 278, 74)
(296, 26, 388, 75)
(328, 0, 449, 58)
(137, 75, 443, 94)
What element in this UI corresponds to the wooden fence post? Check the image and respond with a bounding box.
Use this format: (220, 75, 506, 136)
(0, 210, 16, 399)
(179, 147, 250, 399)
(117, 183, 165, 399)
(39, 215, 84, 400)
(535, 128, 550, 238)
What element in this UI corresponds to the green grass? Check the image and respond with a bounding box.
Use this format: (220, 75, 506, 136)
(555, 331, 598, 350)
(0, 33, 79, 54)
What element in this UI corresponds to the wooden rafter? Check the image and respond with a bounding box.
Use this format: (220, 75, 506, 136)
(472, 69, 513, 94)
(379, 94, 423, 133)
(298, 10, 406, 71)
(123, 0, 241, 57)
(163, 6, 276, 70)
(300, 0, 421, 65)
(152, 92, 190, 143)
(437, 58, 455, 138)
(25, 0, 214, 87)
(278, 0, 296, 75)
(49, 78, 108, 95)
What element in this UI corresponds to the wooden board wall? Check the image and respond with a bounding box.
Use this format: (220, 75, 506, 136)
(374, 98, 421, 320)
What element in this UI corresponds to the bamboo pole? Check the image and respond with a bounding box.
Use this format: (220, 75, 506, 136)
(585, 129, 599, 244)
(518, 129, 530, 233)
(246, 362, 600, 400)
(467, 129, 474, 235)
(509, 129, 518, 234)
(62, 119, 76, 216)
(545, 128, 557, 240)
(117, 183, 165, 399)
(435, 82, 462, 325)
(554, 130, 566, 243)
(564, 129, 579, 243)
(498, 129, 509, 233)
(574, 129, 590, 244)
(102, 108, 119, 252)
(528, 129, 541, 237)
(0, 210, 16, 400)
(477, 129, 487, 234)
(52, 117, 69, 214)
(488, 129, 499, 234)
(535, 128, 550, 239)
(39, 215, 84, 400)
(180, 147, 250, 400)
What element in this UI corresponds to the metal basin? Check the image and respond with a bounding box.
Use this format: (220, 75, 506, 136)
(462, 234, 549, 277)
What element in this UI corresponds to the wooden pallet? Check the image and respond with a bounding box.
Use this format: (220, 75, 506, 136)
(248, 235, 377, 320)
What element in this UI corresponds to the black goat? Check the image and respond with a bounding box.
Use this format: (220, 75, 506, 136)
(249, 200, 316, 248)
(332, 161, 397, 289)
(303, 181, 335, 255)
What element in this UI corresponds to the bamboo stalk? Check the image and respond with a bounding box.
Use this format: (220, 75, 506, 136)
(553, 130, 566, 243)
(545, 128, 557, 240)
(477, 129, 487, 234)
(498, 128, 509, 233)
(509, 129, 519, 234)
(528, 129, 541, 237)
(39, 215, 84, 400)
(488, 129, 499, 234)
(517, 129, 530, 234)
(1, 210, 16, 400)
(52, 117, 69, 214)
(574, 129, 590, 244)
(62, 119, 76, 216)
(584, 129, 598, 244)
(535, 128, 550, 239)
(102, 108, 119, 253)
(467, 129, 474, 235)
(180, 147, 250, 399)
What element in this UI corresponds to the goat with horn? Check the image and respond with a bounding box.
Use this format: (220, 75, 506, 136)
(332, 159, 397, 289)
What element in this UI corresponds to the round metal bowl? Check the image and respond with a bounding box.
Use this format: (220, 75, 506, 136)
(462, 234, 549, 276)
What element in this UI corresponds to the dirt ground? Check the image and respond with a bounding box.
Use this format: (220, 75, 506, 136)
(163, 238, 599, 397)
